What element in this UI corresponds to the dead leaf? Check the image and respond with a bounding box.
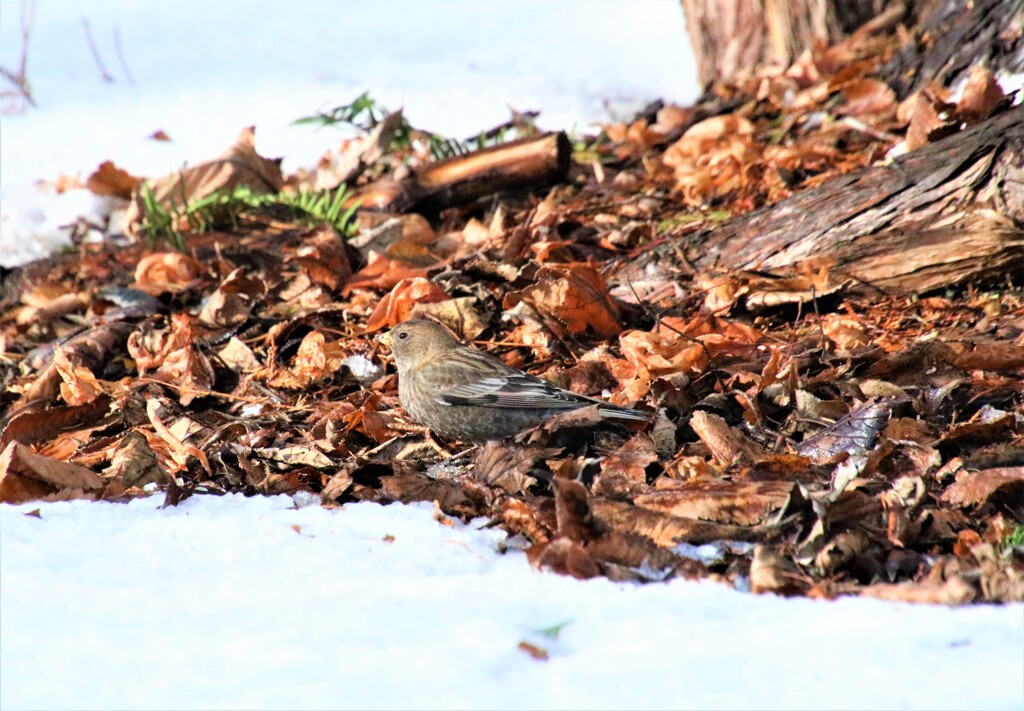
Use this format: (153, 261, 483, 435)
(837, 78, 896, 117)
(364, 278, 450, 332)
(85, 161, 141, 199)
(504, 264, 621, 338)
(861, 576, 976, 605)
(134, 252, 205, 294)
(688, 411, 765, 467)
(0, 441, 106, 504)
(750, 544, 807, 595)
(517, 641, 550, 661)
(105, 430, 168, 488)
(940, 467, 1024, 509)
(955, 66, 1006, 120)
(125, 126, 284, 234)
(635, 479, 798, 526)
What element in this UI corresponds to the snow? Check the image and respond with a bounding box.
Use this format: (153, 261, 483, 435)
(2, 3, 1023, 709)
(2, 494, 1022, 711)
(0, 0, 698, 266)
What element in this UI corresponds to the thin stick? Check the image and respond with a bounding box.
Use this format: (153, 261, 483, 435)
(81, 19, 114, 83)
(112, 27, 135, 85)
(0, 0, 38, 110)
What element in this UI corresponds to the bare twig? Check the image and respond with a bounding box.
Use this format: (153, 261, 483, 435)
(0, 0, 38, 112)
(624, 277, 713, 365)
(112, 27, 135, 85)
(81, 19, 114, 83)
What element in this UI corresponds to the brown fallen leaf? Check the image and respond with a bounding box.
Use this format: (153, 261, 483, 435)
(940, 467, 1024, 509)
(528, 537, 601, 579)
(861, 575, 976, 605)
(125, 126, 284, 234)
(635, 479, 799, 526)
(1, 398, 113, 449)
(750, 544, 807, 596)
(504, 264, 621, 338)
(105, 430, 168, 488)
(517, 641, 550, 661)
(134, 252, 205, 294)
(797, 398, 900, 463)
(17, 321, 134, 409)
(0, 441, 106, 504)
(85, 160, 140, 199)
(364, 278, 451, 332)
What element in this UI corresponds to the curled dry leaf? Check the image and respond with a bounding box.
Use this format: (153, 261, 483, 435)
(592, 433, 658, 499)
(0, 398, 113, 449)
(14, 284, 88, 326)
(252, 444, 334, 469)
(837, 78, 896, 117)
(364, 277, 450, 332)
(53, 345, 107, 406)
(134, 252, 205, 294)
(860, 575, 976, 605)
(408, 297, 489, 341)
(955, 66, 1006, 120)
(940, 467, 1024, 509)
(277, 331, 338, 388)
(635, 479, 799, 526)
(0, 441, 106, 504)
(687, 410, 765, 467)
(750, 544, 807, 596)
(18, 321, 134, 408)
(153, 343, 215, 406)
(198, 268, 267, 328)
(903, 94, 949, 152)
(105, 430, 168, 488)
(291, 225, 354, 291)
(218, 337, 262, 373)
(128, 313, 192, 373)
(504, 264, 621, 338)
(663, 115, 761, 205)
(499, 498, 553, 545)
(551, 477, 601, 543)
(85, 160, 140, 199)
(797, 398, 899, 463)
(125, 126, 284, 234)
(528, 537, 601, 580)
(471, 441, 554, 495)
(145, 399, 211, 475)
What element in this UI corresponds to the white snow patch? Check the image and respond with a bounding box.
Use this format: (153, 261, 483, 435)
(0, 0, 697, 266)
(1, 495, 1022, 710)
(341, 354, 381, 383)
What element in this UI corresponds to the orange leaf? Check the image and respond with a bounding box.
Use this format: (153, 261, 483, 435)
(364, 277, 450, 332)
(86, 161, 141, 199)
(504, 264, 620, 338)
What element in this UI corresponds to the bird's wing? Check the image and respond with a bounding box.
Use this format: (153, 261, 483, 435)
(437, 373, 593, 410)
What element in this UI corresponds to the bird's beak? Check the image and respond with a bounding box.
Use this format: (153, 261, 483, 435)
(377, 331, 392, 348)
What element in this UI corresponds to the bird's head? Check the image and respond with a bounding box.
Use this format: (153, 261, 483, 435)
(381, 319, 460, 372)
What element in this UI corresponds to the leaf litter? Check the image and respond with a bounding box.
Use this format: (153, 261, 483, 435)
(1, 25, 1022, 606)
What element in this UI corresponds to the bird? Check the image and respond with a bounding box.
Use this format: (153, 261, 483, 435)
(383, 318, 650, 441)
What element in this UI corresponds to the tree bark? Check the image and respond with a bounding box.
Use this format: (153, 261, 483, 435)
(679, 0, 887, 87)
(671, 104, 1024, 295)
(880, 0, 1024, 100)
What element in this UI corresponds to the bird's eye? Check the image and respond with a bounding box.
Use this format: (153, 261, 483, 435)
(397, 332, 409, 340)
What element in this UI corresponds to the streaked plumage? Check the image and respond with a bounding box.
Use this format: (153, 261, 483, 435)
(385, 319, 649, 441)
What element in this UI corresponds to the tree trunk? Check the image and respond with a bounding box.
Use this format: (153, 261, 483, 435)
(668, 0, 1024, 295)
(679, 0, 887, 87)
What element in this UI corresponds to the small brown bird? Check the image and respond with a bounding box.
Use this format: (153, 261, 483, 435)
(384, 319, 649, 441)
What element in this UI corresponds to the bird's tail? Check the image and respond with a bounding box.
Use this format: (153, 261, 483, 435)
(597, 404, 653, 421)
